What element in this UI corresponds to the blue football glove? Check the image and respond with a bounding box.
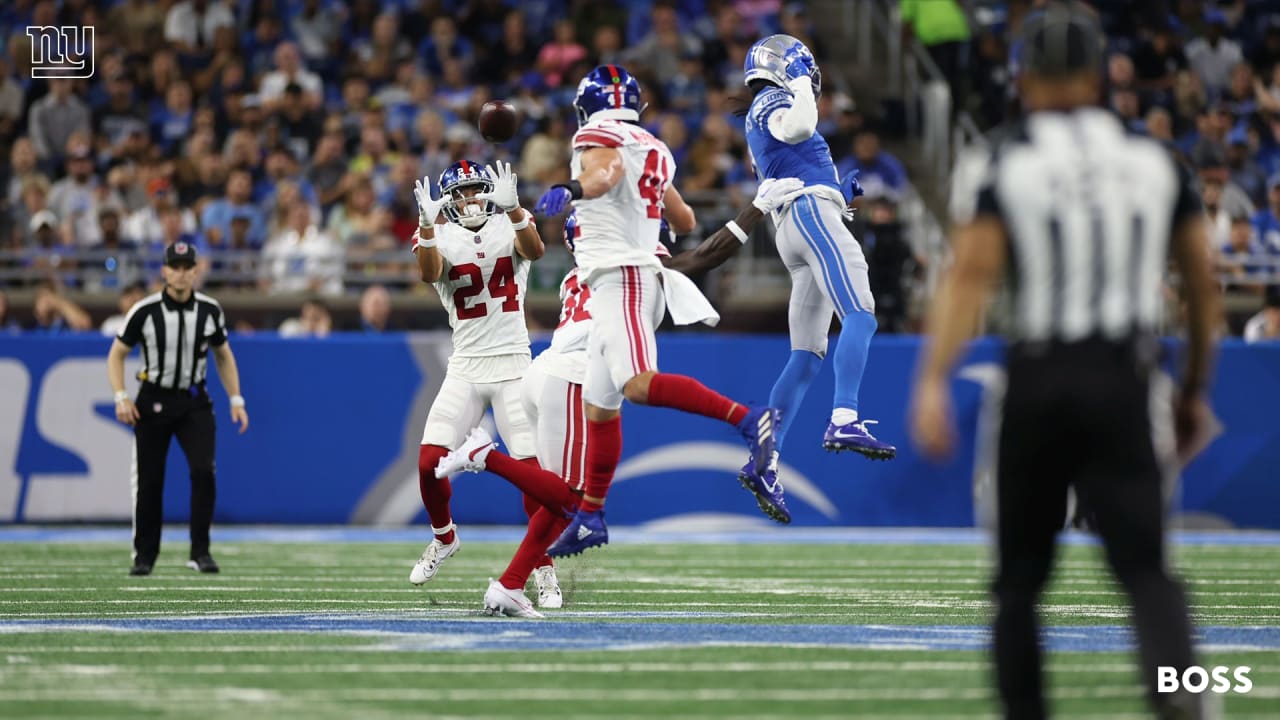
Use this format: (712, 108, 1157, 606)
(535, 186, 573, 216)
(841, 169, 865, 203)
(784, 43, 816, 82)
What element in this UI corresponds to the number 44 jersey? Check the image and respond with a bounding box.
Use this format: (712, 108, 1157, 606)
(421, 211, 533, 362)
(569, 119, 676, 281)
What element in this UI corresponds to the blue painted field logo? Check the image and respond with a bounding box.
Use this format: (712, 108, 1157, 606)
(25, 26, 94, 79)
(1157, 666, 1252, 694)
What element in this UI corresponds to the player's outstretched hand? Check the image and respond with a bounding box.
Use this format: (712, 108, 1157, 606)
(752, 177, 806, 214)
(413, 176, 446, 227)
(840, 169, 865, 204)
(477, 161, 519, 211)
(535, 185, 573, 216)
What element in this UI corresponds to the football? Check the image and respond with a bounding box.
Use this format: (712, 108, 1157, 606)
(478, 100, 519, 143)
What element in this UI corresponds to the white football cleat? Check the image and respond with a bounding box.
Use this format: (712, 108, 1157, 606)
(483, 579, 544, 618)
(532, 565, 563, 609)
(435, 427, 496, 479)
(408, 535, 461, 585)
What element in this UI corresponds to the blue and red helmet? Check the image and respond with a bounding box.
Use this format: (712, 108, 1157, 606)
(438, 160, 494, 228)
(573, 65, 643, 126)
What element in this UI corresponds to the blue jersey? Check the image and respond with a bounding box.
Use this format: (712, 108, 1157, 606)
(745, 85, 841, 193)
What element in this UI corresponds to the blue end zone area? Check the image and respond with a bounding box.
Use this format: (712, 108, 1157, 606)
(4, 526, 1280, 545)
(3, 615, 1278, 653)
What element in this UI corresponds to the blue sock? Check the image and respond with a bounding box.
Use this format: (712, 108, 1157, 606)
(832, 311, 878, 415)
(768, 350, 823, 452)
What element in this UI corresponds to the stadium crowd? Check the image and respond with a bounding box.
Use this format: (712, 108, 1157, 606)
(0, 0, 925, 334)
(961, 0, 1280, 340)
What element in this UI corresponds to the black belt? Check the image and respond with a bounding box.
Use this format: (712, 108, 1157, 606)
(139, 381, 207, 397)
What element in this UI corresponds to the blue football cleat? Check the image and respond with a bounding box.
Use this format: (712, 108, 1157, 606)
(738, 451, 791, 524)
(823, 419, 896, 460)
(737, 406, 780, 481)
(546, 508, 608, 558)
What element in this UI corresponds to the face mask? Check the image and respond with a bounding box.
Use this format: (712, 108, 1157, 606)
(457, 201, 487, 228)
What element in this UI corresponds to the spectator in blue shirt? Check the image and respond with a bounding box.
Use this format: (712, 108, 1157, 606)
(151, 81, 194, 156)
(1220, 211, 1273, 293)
(1228, 126, 1268, 205)
(838, 129, 908, 202)
(24, 279, 91, 333)
(201, 169, 266, 249)
(1253, 174, 1280, 253)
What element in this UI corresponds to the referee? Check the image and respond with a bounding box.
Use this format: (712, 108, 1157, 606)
(107, 241, 250, 576)
(909, 4, 1219, 719)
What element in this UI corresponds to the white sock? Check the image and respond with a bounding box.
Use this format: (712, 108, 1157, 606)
(831, 408, 858, 425)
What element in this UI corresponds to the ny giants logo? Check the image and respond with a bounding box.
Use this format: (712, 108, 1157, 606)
(25, 26, 94, 79)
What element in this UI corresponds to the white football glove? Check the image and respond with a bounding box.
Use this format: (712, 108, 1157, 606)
(477, 161, 520, 212)
(751, 177, 806, 214)
(413, 176, 447, 227)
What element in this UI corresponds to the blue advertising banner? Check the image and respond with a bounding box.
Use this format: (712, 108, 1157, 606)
(0, 334, 1276, 529)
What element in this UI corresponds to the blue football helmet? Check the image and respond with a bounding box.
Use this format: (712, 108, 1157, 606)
(744, 34, 821, 96)
(573, 65, 644, 126)
(439, 160, 494, 228)
(563, 209, 580, 253)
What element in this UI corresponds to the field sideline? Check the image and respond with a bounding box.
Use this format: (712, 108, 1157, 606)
(0, 527, 1277, 719)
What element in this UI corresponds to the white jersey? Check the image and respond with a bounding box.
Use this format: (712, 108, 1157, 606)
(570, 118, 676, 281)
(420, 211, 532, 360)
(537, 267, 593, 384)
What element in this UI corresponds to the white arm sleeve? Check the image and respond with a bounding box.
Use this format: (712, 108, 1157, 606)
(766, 78, 818, 145)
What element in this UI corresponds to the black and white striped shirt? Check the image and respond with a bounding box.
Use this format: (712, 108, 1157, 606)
(951, 108, 1202, 345)
(117, 291, 228, 389)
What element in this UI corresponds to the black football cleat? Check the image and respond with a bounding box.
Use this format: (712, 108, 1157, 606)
(129, 562, 153, 576)
(187, 554, 220, 573)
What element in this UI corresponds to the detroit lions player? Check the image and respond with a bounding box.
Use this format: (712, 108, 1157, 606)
(743, 34, 895, 471)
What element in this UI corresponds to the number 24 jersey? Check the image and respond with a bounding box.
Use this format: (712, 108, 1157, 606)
(418, 211, 532, 359)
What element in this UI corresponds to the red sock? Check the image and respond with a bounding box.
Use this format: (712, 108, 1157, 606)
(500, 507, 570, 590)
(581, 416, 622, 512)
(417, 445, 455, 545)
(519, 470, 553, 569)
(486, 451, 580, 517)
(647, 373, 749, 425)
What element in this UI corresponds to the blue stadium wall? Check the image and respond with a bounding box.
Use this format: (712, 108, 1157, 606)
(1, 334, 1277, 529)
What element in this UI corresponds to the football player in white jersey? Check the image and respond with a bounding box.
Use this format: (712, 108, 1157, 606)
(436, 178, 807, 617)
(524, 65, 781, 558)
(405, 159, 548, 587)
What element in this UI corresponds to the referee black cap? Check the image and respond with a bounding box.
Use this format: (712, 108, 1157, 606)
(165, 240, 197, 267)
(1020, 1, 1104, 78)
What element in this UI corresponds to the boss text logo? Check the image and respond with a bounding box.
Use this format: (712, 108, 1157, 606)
(1157, 666, 1252, 694)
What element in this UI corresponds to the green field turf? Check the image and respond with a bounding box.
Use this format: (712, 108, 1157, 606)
(0, 533, 1276, 719)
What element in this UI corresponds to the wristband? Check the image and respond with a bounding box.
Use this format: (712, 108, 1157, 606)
(229, 395, 246, 408)
(510, 211, 530, 231)
(114, 390, 129, 404)
(724, 220, 749, 244)
(415, 230, 438, 250)
(556, 180, 584, 200)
